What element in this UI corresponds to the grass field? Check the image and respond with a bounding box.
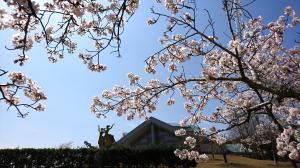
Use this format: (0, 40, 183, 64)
(197, 155, 297, 168)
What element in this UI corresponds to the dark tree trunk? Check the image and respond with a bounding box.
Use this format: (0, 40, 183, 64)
(211, 143, 215, 160)
(272, 150, 277, 165)
(291, 160, 298, 168)
(223, 153, 228, 163)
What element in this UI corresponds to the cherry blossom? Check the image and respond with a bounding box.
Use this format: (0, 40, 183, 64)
(90, 1, 300, 164)
(0, 70, 47, 117)
(1, 0, 140, 68)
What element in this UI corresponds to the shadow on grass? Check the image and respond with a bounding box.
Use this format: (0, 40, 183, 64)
(198, 155, 295, 168)
(224, 163, 257, 168)
(198, 162, 254, 168)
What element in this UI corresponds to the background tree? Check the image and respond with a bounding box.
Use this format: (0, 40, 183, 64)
(229, 115, 279, 162)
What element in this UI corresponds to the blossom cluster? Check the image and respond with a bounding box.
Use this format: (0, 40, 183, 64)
(277, 127, 300, 160)
(175, 128, 186, 136)
(1, 71, 47, 116)
(184, 136, 196, 148)
(174, 149, 209, 162)
(1, 0, 140, 70)
(91, 76, 168, 120)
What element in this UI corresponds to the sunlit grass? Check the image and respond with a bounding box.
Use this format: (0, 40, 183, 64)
(197, 155, 296, 168)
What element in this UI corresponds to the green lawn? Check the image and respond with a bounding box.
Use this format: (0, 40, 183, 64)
(197, 155, 296, 168)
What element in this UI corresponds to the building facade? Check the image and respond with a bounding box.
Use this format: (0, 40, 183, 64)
(117, 117, 212, 152)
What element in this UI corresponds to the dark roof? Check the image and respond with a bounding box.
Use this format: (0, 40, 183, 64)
(117, 117, 178, 144)
(117, 117, 197, 145)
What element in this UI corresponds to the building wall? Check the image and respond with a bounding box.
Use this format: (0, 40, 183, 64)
(120, 122, 213, 153)
(156, 125, 180, 145)
(131, 124, 181, 146)
(134, 128, 152, 145)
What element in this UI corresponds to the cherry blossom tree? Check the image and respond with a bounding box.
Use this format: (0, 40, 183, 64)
(90, 0, 300, 165)
(1, 0, 300, 166)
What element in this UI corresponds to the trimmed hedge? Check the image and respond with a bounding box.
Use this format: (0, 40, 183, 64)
(0, 145, 196, 167)
(0, 148, 95, 168)
(98, 145, 197, 167)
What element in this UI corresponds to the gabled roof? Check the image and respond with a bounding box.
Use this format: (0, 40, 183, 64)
(117, 117, 177, 145)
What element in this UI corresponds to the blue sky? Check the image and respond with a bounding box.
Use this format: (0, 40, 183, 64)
(0, 0, 299, 148)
